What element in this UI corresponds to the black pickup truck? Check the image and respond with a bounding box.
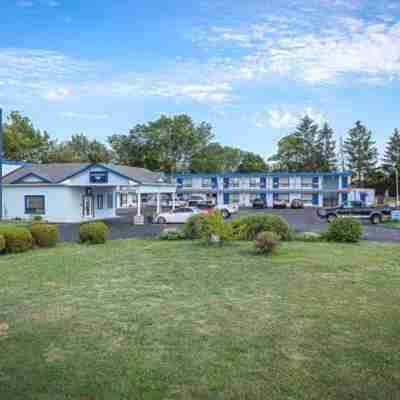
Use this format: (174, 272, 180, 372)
(317, 201, 393, 225)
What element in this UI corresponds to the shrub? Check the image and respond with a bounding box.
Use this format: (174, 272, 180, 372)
(326, 218, 363, 243)
(0, 227, 33, 253)
(30, 223, 59, 247)
(33, 215, 43, 222)
(183, 213, 209, 239)
(294, 231, 324, 242)
(159, 228, 185, 240)
(255, 231, 280, 255)
(202, 211, 233, 245)
(0, 235, 5, 253)
(230, 214, 293, 241)
(79, 221, 109, 244)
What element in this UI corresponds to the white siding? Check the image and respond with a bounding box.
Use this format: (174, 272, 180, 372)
(3, 186, 84, 223)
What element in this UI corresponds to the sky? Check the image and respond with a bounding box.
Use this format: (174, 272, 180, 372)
(1, 0, 400, 159)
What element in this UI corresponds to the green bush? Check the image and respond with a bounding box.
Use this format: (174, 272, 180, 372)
(202, 211, 233, 245)
(79, 221, 109, 244)
(294, 231, 324, 242)
(230, 214, 293, 241)
(0, 235, 5, 253)
(33, 215, 43, 222)
(30, 223, 59, 247)
(159, 228, 185, 240)
(326, 218, 363, 243)
(255, 231, 280, 255)
(183, 213, 209, 239)
(0, 227, 33, 253)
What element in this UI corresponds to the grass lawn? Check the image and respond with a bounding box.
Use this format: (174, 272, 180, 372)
(384, 220, 400, 229)
(1, 240, 400, 399)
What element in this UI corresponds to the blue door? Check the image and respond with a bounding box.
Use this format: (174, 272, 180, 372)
(260, 177, 267, 189)
(341, 192, 348, 205)
(273, 192, 279, 202)
(211, 177, 218, 189)
(260, 193, 267, 202)
(177, 177, 183, 188)
(223, 193, 230, 205)
(273, 177, 279, 189)
(312, 177, 319, 189)
(341, 176, 349, 189)
(312, 193, 319, 206)
(223, 177, 230, 189)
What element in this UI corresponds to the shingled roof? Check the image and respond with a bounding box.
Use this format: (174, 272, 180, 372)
(3, 163, 165, 185)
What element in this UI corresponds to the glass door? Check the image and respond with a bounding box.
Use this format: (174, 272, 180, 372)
(82, 196, 94, 218)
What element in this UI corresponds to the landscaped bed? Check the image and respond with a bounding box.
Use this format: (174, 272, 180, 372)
(0, 239, 399, 399)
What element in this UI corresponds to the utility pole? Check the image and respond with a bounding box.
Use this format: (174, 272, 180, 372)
(396, 167, 399, 209)
(0, 108, 3, 220)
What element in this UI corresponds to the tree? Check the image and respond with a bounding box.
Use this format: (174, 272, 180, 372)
(269, 134, 304, 171)
(316, 123, 337, 172)
(344, 121, 378, 186)
(3, 111, 53, 163)
(48, 134, 113, 163)
(190, 143, 242, 173)
(109, 115, 214, 172)
(383, 128, 400, 173)
(238, 152, 268, 172)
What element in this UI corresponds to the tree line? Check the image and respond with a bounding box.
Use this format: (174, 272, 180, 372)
(2, 111, 400, 194)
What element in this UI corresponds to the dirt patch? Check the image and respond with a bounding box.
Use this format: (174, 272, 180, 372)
(0, 322, 9, 337)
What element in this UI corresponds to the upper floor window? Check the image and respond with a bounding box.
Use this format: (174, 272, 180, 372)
(301, 177, 313, 188)
(25, 195, 45, 215)
(249, 177, 260, 187)
(230, 177, 240, 188)
(90, 171, 108, 184)
(183, 178, 192, 188)
(202, 178, 211, 187)
(279, 177, 289, 188)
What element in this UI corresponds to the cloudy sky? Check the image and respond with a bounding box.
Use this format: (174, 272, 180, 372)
(1, 0, 400, 158)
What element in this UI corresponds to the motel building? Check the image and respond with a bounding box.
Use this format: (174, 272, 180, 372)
(168, 171, 375, 208)
(2, 163, 176, 223)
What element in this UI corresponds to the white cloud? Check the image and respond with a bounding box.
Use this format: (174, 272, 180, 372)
(253, 106, 326, 129)
(60, 112, 109, 120)
(42, 88, 70, 101)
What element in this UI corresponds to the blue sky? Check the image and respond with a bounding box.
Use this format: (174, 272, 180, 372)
(1, 0, 400, 159)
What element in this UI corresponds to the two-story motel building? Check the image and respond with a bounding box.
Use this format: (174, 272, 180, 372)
(169, 171, 374, 208)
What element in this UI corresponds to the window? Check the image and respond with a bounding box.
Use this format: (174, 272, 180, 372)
(301, 193, 313, 204)
(97, 194, 104, 209)
(202, 178, 211, 187)
(301, 177, 313, 189)
(230, 177, 240, 188)
(183, 178, 192, 188)
(119, 193, 128, 208)
(249, 177, 260, 187)
(279, 177, 289, 188)
(90, 171, 108, 184)
(230, 193, 240, 204)
(25, 195, 45, 215)
(107, 193, 113, 209)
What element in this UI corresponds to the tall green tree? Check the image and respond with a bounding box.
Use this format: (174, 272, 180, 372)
(237, 152, 268, 172)
(344, 121, 378, 186)
(48, 134, 113, 163)
(294, 115, 320, 171)
(190, 143, 242, 173)
(316, 123, 337, 172)
(269, 134, 305, 171)
(3, 111, 53, 163)
(383, 128, 400, 173)
(109, 115, 213, 172)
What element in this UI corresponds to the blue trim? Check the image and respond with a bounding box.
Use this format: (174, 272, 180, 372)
(341, 176, 349, 189)
(273, 177, 279, 189)
(211, 176, 218, 189)
(312, 193, 319, 206)
(3, 160, 30, 166)
(341, 192, 348, 204)
(170, 171, 352, 178)
(223, 193, 230, 205)
(12, 172, 52, 184)
(57, 164, 142, 184)
(260, 177, 267, 189)
(312, 176, 319, 189)
(223, 177, 230, 189)
(24, 195, 45, 215)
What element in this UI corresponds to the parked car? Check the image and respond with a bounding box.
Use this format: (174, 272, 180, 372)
(317, 201, 392, 224)
(252, 198, 267, 209)
(188, 199, 238, 219)
(154, 207, 200, 224)
(273, 199, 288, 209)
(291, 199, 304, 209)
(215, 203, 239, 219)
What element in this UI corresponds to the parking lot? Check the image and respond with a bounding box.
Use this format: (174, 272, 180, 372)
(58, 207, 400, 243)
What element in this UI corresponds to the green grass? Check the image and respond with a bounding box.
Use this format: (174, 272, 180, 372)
(384, 220, 400, 229)
(1, 240, 400, 399)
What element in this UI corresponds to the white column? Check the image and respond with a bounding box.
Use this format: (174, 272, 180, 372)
(172, 193, 176, 210)
(137, 191, 141, 217)
(156, 192, 161, 214)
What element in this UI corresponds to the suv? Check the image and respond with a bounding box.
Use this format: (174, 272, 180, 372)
(318, 201, 392, 224)
(291, 199, 304, 209)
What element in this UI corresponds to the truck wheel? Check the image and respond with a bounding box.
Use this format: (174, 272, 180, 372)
(327, 214, 337, 223)
(371, 214, 381, 225)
